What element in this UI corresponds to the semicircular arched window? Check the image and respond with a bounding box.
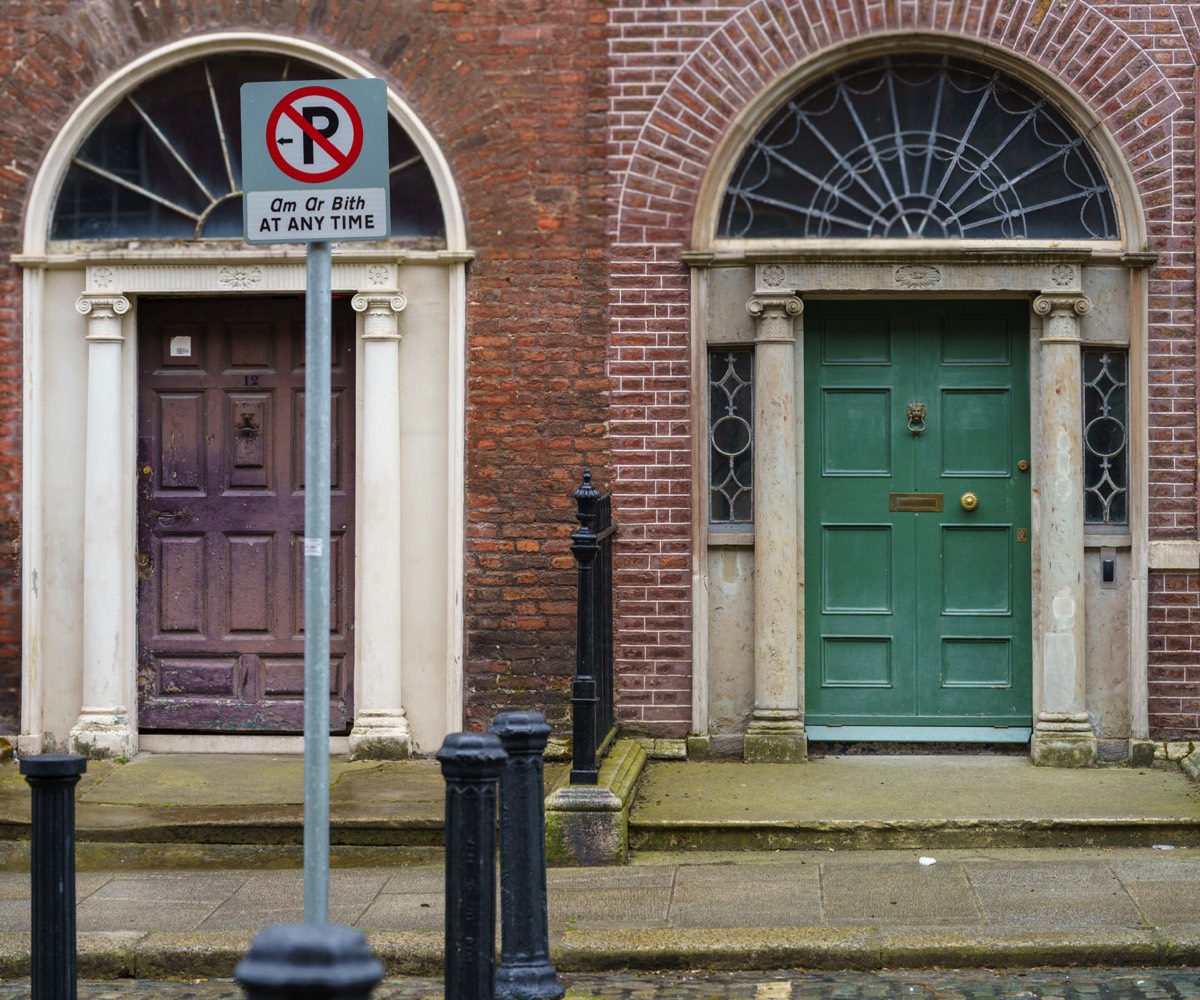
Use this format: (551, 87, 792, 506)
(50, 54, 445, 244)
(719, 55, 1118, 241)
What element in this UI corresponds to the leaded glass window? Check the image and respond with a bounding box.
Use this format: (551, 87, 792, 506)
(1083, 349, 1128, 525)
(720, 56, 1117, 241)
(709, 350, 754, 524)
(51, 55, 445, 243)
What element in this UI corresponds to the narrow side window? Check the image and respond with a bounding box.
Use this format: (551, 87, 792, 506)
(1082, 348, 1128, 526)
(709, 349, 754, 525)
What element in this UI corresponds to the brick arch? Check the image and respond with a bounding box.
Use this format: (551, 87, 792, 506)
(613, 0, 1185, 248)
(10, 5, 549, 255)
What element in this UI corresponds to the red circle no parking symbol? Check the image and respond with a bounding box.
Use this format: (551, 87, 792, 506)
(266, 86, 365, 184)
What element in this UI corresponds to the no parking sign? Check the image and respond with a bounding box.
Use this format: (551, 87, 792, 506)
(241, 78, 390, 243)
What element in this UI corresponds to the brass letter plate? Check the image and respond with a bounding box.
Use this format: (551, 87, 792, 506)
(889, 492, 944, 512)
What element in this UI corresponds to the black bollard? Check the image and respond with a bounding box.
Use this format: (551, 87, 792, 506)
(235, 922, 384, 1000)
(490, 712, 563, 1000)
(438, 732, 507, 1000)
(20, 753, 87, 1000)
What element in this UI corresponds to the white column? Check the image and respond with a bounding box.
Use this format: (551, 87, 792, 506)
(743, 293, 807, 762)
(1031, 293, 1096, 767)
(69, 294, 136, 759)
(348, 291, 412, 759)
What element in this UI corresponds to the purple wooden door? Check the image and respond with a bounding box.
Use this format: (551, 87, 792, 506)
(137, 297, 355, 732)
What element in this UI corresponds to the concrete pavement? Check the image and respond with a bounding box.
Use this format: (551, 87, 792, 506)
(0, 848, 1199, 976)
(0, 752, 1196, 977)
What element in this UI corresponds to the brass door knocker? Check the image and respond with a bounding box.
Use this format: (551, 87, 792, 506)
(906, 402, 927, 436)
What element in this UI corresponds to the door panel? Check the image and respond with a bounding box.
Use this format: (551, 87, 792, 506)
(805, 300, 1031, 729)
(137, 297, 355, 733)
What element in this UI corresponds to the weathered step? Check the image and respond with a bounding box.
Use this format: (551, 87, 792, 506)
(0, 752, 574, 870)
(628, 756, 1200, 853)
(0, 754, 447, 870)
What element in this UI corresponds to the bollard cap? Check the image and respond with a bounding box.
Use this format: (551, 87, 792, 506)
(235, 923, 383, 998)
(490, 710, 551, 754)
(436, 731, 507, 780)
(19, 754, 87, 779)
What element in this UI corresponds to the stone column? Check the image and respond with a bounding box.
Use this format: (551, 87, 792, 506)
(1031, 293, 1096, 767)
(70, 294, 136, 760)
(743, 293, 807, 763)
(348, 292, 412, 759)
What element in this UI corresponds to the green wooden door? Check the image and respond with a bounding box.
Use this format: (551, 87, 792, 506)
(804, 300, 1032, 734)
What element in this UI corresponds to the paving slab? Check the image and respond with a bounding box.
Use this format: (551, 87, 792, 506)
(820, 862, 983, 925)
(965, 860, 1144, 927)
(357, 893, 444, 932)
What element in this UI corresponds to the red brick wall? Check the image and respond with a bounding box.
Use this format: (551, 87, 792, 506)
(0, 0, 43, 729)
(0, 0, 612, 736)
(2, 1, 1198, 743)
(608, 0, 1200, 738)
(0, 265, 20, 735)
(1148, 572, 1200, 740)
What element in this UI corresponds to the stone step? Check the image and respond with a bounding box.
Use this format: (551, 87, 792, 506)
(627, 755, 1200, 854)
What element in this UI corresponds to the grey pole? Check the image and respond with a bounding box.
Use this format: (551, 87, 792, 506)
(21, 754, 87, 1000)
(304, 239, 333, 923)
(491, 712, 564, 1000)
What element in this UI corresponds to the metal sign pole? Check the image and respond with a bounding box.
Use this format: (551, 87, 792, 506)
(242, 75, 389, 929)
(303, 239, 333, 924)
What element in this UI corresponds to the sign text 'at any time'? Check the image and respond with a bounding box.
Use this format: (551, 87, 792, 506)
(253, 192, 382, 237)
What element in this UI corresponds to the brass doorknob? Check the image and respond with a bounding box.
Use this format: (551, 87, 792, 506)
(960, 492, 979, 512)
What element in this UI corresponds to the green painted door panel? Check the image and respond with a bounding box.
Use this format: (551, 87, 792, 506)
(804, 300, 1032, 729)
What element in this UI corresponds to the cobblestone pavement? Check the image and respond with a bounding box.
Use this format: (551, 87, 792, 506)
(0, 969, 1197, 999)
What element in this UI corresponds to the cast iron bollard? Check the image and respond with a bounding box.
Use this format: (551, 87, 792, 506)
(235, 922, 384, 999)
(570, 473, 601, 784)
(20, 753, 87, 1000)
(490, 712, 564, 1000)
(438, 732, 507, 1000)
(569, 471, 615, 785)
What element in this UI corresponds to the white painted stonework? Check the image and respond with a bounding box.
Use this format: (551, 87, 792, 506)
(16, 35, 469, 758)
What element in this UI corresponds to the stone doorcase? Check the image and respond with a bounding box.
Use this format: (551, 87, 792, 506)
(15, 34, 469, 758)
(694, 255, 1151, 765)
(681, 36, 1170, 766)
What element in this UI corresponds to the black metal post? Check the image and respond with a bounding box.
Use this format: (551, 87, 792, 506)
(570, 472, 601, 784)
(20, 754, 86, 1000)
(235, 922, 384, 1000)
(438, 732, 507, 1000)
(490, 712, 563, 1000)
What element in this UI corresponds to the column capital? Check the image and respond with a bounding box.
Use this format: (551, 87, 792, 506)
(1033, 293, 1091, 320)
(746, 293, 803, 319)
(352, 290, 407, 341)
(76, 294, 130, 343)
(746, 293, 802, 344)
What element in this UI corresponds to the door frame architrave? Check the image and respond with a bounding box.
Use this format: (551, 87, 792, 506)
(17, 250, 470, 756)
(689, 247, 1152, 761)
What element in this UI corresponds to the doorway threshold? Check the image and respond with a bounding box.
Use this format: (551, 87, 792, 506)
(139, 734, 351, 755)
(806, 726, 1032, 744)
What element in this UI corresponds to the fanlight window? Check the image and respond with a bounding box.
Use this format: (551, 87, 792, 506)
(720, 56, 1118, 241)
(51, 54, 445, 243)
